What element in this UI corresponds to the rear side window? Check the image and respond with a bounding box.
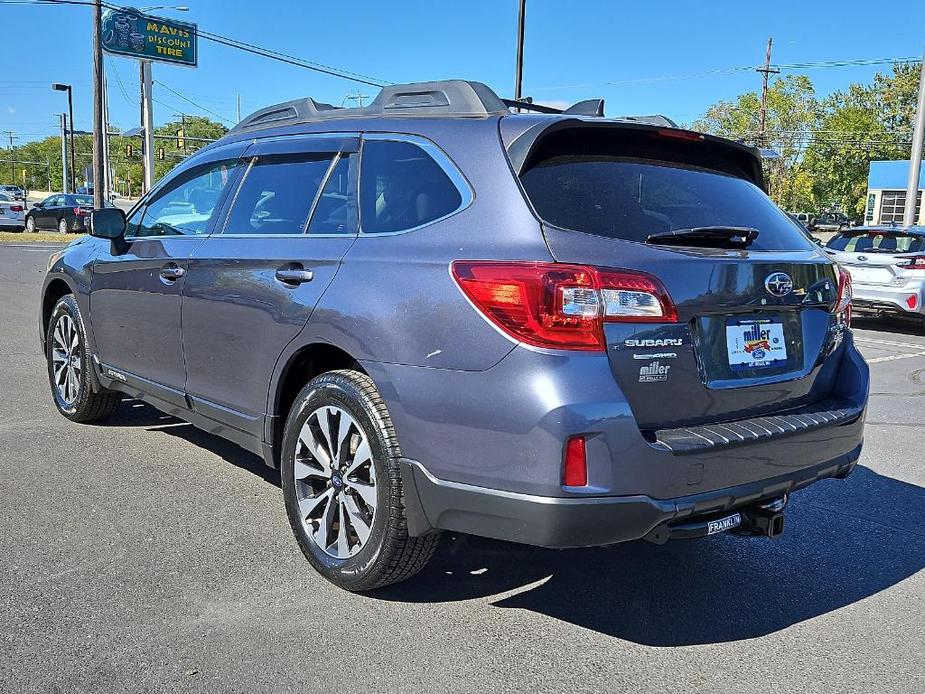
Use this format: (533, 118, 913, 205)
(360, 139, 463, 234)
(224, 154, 334, 235)
(827, 232, 925, 253)
(520, 154, 814, 252)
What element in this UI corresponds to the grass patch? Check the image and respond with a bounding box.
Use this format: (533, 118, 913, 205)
(0, 231, 84, 243)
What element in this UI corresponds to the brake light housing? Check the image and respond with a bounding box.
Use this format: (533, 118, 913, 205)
(835, 265, 852, 325)
(451, 261, 677, 352)
(899, 256, 925, 271)
(9, 204, 23, 213)
(74, 207, 88, 217)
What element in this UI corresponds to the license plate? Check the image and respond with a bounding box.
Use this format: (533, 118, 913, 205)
(726, 319, 787, 370)
(707, 513, 742, 535)
(845, 265, 891, 284)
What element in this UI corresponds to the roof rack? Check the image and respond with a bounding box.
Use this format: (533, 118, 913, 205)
(501, 97, 606, 117)
(229, 80, 511, 134)
(229, 79, 619, 135)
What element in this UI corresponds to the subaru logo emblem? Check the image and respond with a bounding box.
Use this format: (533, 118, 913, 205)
(764, 272, 793, 297)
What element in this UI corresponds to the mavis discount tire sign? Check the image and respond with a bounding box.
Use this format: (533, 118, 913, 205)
(100, 7, 197, 67)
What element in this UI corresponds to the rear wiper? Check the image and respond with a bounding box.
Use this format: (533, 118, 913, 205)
(646, 226, 759, 247)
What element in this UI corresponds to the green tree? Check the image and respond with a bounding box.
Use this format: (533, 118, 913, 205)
(802, 62, 919, 216)
(694, 75, 821, 211)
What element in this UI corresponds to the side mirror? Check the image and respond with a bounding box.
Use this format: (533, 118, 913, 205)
(32, 202, 42, 209)
(88, 207, 126, 239)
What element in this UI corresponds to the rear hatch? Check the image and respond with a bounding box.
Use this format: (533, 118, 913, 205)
(824, 229, 925, 287)
(507, 119, 846, 430)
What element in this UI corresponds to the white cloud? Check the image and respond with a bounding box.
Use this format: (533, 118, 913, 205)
(5, 106, 14, 114)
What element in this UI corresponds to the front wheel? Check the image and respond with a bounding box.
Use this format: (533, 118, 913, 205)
(281, 370, 439, 591)
(46, 294, 122, 422)
(25, 215, 35, 233)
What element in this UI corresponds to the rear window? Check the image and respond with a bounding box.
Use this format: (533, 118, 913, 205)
(826, 232, 925, 253)
(520, 155, 813, 252)
(73, 195, 93, 206)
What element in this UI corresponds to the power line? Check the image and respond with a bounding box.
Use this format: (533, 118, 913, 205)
(526, 55, 921, 92)
(2, 0, 391, 88)
(153, 80, 234, 124)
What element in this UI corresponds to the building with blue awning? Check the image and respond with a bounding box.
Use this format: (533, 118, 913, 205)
(866, 161, 925, 225)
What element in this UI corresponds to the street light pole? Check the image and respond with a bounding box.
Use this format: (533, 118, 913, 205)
(903, 48, 925, 227)
(141, 60, 155, 193)
(53, 83, 77, 193)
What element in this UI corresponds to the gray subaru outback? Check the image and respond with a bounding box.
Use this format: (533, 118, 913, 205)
(41, 80, 868, 591)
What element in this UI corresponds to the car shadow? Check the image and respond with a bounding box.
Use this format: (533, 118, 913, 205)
(98, 402, 925, 646)
(852, 314, 924, 338)
(99, 400, 281, 487)
(372, 466, 925, 646)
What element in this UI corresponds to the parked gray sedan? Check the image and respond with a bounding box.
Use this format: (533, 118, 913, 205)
(824, 226, 925, 329)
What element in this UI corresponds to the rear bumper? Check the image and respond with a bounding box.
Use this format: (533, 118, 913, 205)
(401, 443, 861, 548)
(852, 284, 924, 316)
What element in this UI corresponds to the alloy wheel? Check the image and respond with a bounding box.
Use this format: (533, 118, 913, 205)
(293, 406, 377, 559)
(51, 314, 81, 405)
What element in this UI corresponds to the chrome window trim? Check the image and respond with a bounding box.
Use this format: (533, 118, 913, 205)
(357, 132, 474, 237)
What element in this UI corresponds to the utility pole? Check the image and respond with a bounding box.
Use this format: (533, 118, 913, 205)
(756, 37, 780, 148)
(59, 114, 69, 193)
(236, 93, 241, 122)
(903, 48, 925, 227)
(91, 0, 106, 208)
(514, 0, 526, 103)
(141, 60, 155, 193)
(345, 92, 368, 108)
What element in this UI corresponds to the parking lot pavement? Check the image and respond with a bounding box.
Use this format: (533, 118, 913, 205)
(1, 244, 923, 694)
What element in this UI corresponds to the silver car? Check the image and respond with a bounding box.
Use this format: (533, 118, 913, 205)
(825, 225, 925, 328)
(0, 191, 25, 230)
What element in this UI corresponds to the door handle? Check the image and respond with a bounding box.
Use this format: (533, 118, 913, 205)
(159, 263, 185, 281)
(275, 267, 314, 285)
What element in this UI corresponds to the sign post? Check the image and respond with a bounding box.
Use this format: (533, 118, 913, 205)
(100, 7, 198, 194)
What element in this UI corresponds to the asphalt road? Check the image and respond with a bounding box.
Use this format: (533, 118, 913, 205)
(1, 244, 923, 693)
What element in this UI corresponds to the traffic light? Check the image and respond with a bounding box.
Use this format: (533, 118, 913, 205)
(157, 147, 166, 161)
(176, 128, 185, 150)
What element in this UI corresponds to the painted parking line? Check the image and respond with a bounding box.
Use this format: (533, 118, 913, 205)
(866, 351, 925, 364)
(854, 336, 925, 351)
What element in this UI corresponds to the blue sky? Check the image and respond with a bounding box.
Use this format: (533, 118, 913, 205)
(1, 0, 923, 144)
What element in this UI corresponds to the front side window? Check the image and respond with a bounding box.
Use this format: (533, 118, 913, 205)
(307, 154, 356, 235)
(360, 139, 463, 234)
(135, 160, 236, 237)
(223, 153, 334, 235)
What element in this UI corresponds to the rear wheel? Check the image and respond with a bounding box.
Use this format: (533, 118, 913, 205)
(58, 217, 68, 234)
(281, 370, 439, 591)
(46, 294, 122, 422)
(25, 215, 35, 233)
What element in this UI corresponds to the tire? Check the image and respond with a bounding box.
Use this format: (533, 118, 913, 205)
(281, 369, 439, 591)
(58, 217, 68, 234)
(25, 215, 35, 233)
(46, 294, 122, 422)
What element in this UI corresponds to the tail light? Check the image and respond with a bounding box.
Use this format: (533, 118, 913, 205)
(74, 207, 88, 216)
(9, 204, 23, 213)
(451, 261, 677, 352)
(563, 436, 588, 486)
(835, 265, 852, 325)
(898, 256, 925, 271)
